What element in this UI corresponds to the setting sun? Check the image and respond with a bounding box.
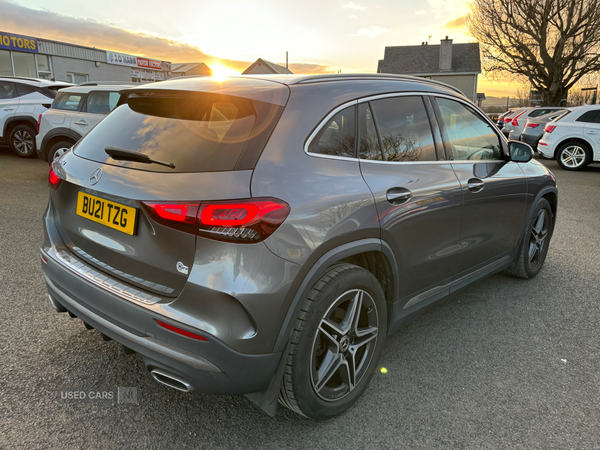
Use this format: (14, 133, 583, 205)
(210, 63, 239, 80)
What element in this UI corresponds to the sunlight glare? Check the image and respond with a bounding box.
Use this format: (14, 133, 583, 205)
(211, 63, 239, 81)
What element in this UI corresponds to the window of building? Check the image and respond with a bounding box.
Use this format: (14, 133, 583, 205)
(12, 52, 37, 78)
(0, 50, 13, 77)
(66, 73, 89, 84)
(435, 97, 501, 161)
(309, 105, 356, 158)
(35, 54, 52, 79)
(367, 96, 438, 162)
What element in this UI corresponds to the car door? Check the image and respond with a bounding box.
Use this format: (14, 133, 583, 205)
(0, 81, 18, 140)
(357, 94, 463, 310)
(431, 96, 527, 280)
(71, 91, 120, 138)
(582, 109, 600, 159)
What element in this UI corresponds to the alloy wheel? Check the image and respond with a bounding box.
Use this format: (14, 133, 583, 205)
(560, 145, 586, 168)
(528, 209, 549, 270)
(13, 129, 34, 155)
(310, 289, 379, 402)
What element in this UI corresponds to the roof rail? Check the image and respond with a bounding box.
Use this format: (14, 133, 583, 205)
(78, 81, 139, 86)
(292, 73, 465, 96)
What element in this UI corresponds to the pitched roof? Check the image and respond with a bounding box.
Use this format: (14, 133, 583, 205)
(170, 62, 211, 74)
(378, 42, 481, 75)
(242, 58, 293, 75)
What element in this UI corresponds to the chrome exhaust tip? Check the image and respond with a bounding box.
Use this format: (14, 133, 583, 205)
(151, 369, 194, 392)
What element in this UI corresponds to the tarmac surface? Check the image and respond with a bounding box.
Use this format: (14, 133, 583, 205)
(1, 146, 599, 449)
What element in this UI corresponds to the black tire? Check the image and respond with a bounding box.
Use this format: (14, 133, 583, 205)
(555, 141, 591, 171)
(506, 198, 553, 279)
(279, 263, 387, 420)
(47, 140, 74, 162)
(9, 124, 36, 158)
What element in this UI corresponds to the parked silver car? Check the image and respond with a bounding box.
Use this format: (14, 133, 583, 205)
(41, 74, 557, 419)
(520, 110, 569, 150)
(507, 107, 566, 141)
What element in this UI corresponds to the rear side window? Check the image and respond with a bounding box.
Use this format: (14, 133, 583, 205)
(368, 96, 437, 162)
(74, 91, 285, 173)
(53, 92, 83, 111)
(435, 98, 501, 161)
(14, 83, 38, 97)
(358, 103, 382, 160)
(0, 81, 15, 99)
(309, 105, 356, 158)
(576, 110, 599, 123)
(86, 91, 121, 115)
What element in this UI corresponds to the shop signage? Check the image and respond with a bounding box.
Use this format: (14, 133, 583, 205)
(107, 51, 163, 70)
(0, 31, 39, 54)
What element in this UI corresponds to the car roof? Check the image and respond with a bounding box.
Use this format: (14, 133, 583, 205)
(124, 73, 467, 98)
(0, 76, 72, 88)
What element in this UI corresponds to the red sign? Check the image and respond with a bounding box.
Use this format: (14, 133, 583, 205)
(137, 58, 162, 70)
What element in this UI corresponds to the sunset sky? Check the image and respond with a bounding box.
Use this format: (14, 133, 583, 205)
(0, 0, 518, 96)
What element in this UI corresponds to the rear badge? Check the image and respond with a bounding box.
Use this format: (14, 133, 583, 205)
(176, 262, 189, 275)
(89, 168, 103, 186)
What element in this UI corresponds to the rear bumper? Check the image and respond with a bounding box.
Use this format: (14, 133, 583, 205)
(521, 133, 540, 149)
(41, 248, 282, 395)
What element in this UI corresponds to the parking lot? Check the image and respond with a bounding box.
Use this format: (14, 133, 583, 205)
(1, 145, 599, 449)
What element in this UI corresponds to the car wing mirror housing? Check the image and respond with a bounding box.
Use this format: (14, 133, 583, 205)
(508, 141, 533, 163)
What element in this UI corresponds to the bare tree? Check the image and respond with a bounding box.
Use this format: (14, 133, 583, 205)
(512, 87, 531, 107)
(468, 0, 600, 106)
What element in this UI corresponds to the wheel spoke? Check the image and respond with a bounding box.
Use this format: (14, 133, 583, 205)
(314, 351, 343, 393)
(338, 290, 362, 336)
(318, 323, 340, 350)
(353, 327, 378, 348)
(528, 242, 538, 263)
(533, 210, 546, 234)
(341, 355, 355, 391)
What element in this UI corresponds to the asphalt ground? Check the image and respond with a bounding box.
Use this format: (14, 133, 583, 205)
(1, 146, 599, 449)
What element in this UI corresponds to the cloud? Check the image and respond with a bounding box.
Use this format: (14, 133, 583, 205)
(443, 15, 467, 29)
(343, 2, 366, 11)
(358, 27, 389, 38)
(287, 63, 335, 74)
(0, 1, 331, 74)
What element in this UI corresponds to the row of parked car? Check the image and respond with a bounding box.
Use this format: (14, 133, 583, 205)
(0, 76, 129, 162)
(496, 104, 600, 171)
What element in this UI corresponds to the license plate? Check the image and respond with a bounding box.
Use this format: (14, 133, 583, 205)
(76, 192, 137, 235)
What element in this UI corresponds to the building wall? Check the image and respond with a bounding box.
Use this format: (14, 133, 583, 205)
(51, 56, 133, 83)
(426, 74, 477, 102)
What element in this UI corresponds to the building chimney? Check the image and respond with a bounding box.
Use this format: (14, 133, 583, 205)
(439, 36, 453, 72)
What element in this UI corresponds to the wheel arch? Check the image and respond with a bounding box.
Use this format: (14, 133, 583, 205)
(40, 128, 82, 161)
(556, 137, 593, 155)
(4, 116, 37, 136)
(272, 238, 399, 354)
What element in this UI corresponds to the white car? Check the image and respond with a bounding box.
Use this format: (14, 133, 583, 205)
(538, 104, 600, 170)
(36, 84, 131, 162)
(0, 77, 72, 157)
(507, 107, 566, 141)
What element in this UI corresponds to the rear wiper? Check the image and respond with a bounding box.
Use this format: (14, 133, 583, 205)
(104, 146, 175, 169)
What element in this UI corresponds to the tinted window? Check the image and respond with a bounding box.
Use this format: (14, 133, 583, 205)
(576, 110, 599, 123)
(53, 92, 83, 111)
(436, 98, 502, 161)
(86, 91, 120, 115)
(368, 96, 437, 162)
(0, 81, 15, 99)
(14, 83, 38, 97)
(74, 91, 284, 173)
(358, 103, 382, 160)
(310, 106, 356, 158)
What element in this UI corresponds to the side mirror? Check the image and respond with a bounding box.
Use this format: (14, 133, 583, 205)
(508, 141, 533, 163)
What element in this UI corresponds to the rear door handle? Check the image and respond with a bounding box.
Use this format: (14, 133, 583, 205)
(467, 178, 485, 193)
(587, 130, 597, 134)
(74, 120, 88, 126)
(3, 107, 14, 111)
(386, 187, 412, 205)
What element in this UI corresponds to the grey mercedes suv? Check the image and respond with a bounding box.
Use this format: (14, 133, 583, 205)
(41, 74, 557, 420)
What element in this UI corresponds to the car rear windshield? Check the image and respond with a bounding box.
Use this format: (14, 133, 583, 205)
(74, 90, 285, 173)
(53, 92, 84, 111)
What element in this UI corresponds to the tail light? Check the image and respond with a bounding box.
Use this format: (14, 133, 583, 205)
(47, 166, 62, 190)
(526, 123, 539, 128)
(37, 113, 43, 134)
(156, 320, 208, 342)
(511, 111, 525, 126)
(544, 125, 557, 133)
(141, 198, 290, 243)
